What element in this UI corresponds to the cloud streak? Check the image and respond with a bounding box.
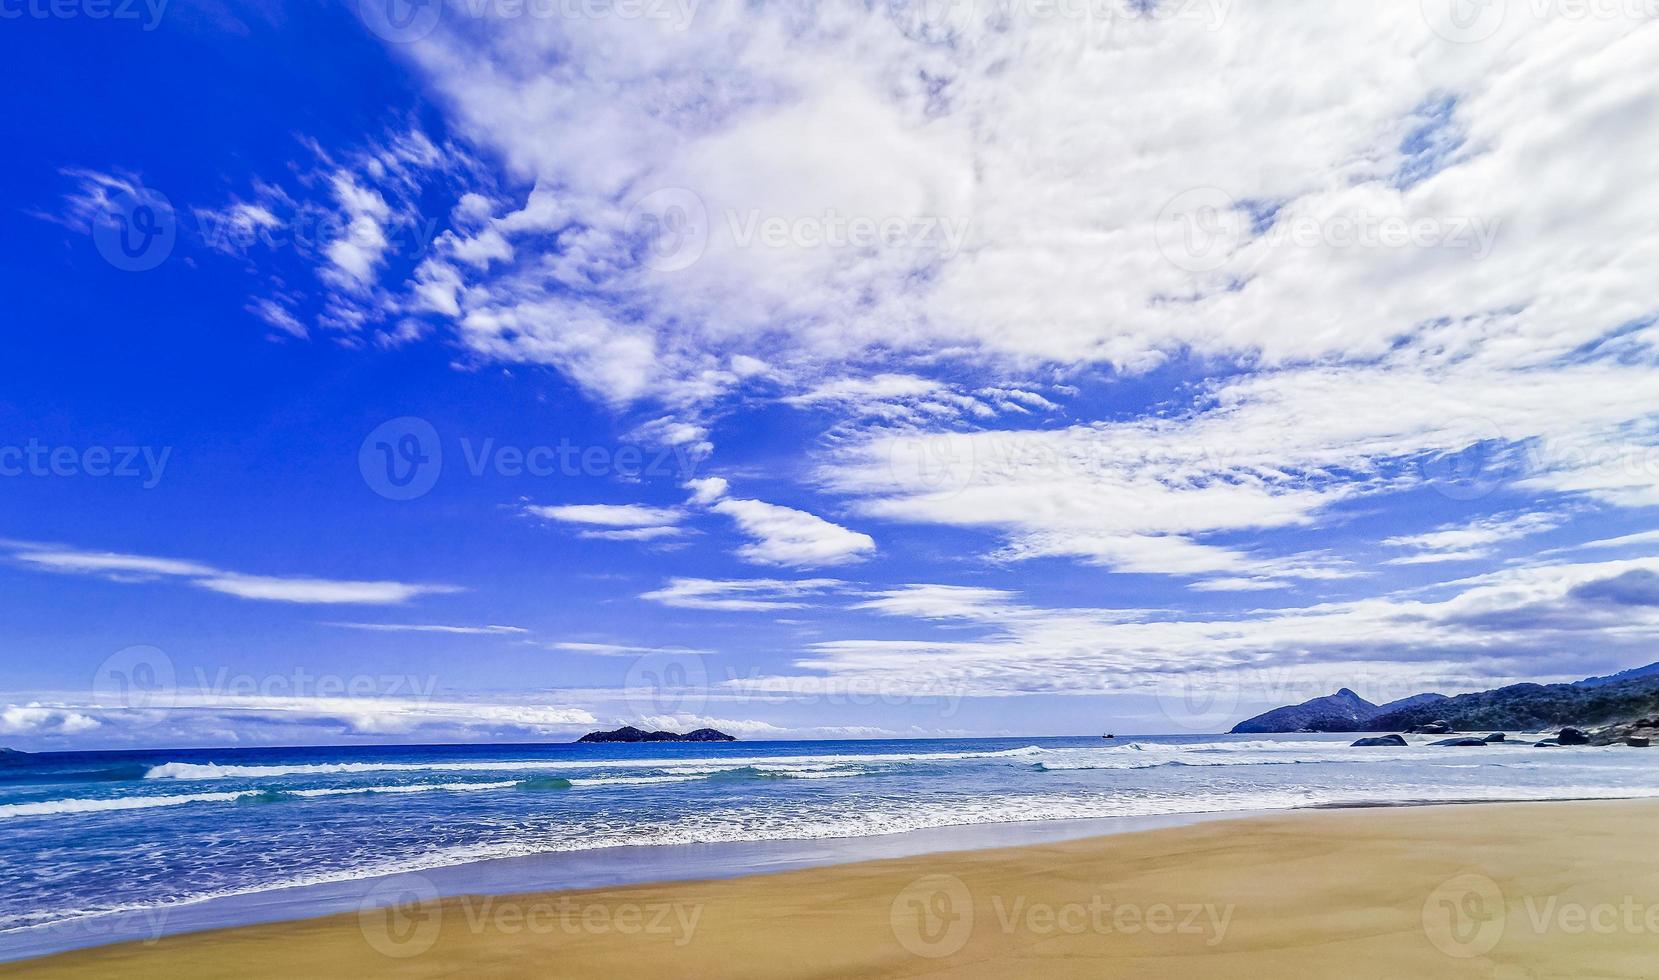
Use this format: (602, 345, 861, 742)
(6, 543, 461, 606)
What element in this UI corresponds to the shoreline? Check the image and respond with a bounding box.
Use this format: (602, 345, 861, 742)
(0, 806, 1261, 963)
(7, 795, 1659, 975)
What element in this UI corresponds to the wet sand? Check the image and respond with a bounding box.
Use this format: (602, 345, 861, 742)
(8, 799, 1657, 979)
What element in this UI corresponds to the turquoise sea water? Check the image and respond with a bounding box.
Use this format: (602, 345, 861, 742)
(5, 734, 1659, 958)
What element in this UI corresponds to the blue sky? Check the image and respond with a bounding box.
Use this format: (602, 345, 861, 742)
(4, 1, 1659, 748)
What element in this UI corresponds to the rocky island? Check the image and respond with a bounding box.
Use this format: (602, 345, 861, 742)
(1229, 688, 1447, 734)
(1229, 660, 1659, 746)
(576, 726, 736, 743)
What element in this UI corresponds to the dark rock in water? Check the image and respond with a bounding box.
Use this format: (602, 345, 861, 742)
(1482, 732, 1506, 742)
(577, 726, 736, 743)
(1431, 737, 1490, 747)
(1351, 735, 1408, 747)
(1534, 739, 1561, 747)
(1629, 736, 1651, 747)
(1557, 727, 1590, 745)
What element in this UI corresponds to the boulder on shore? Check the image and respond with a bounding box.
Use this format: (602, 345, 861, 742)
(1629, 736, 1651, 748)
(1412, 721, 1455, 735)
(1557, 727, 1591, 745)
(1351, 735, 1408, 747)
(1431, 737, 1490, 747)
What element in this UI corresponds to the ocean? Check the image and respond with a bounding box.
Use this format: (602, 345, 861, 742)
(6, 734, 1659, 960)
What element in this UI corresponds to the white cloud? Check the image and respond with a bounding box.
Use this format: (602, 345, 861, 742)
(851, 583, 1024, 620)
(743, 557, 1659, 700)
(640, 577, 845, 611)
(631, 417, 713, 458)
(1382, 511, 1568, 564)
(246, 297, 308, 339)
(11, 549, 217, 578)
(0, 704, 100, 736)
(820, 354, 1659, 581)
(337, 7, 1643, 404)
(710, 498, 876, 568)
(320, 172, 392, 288)
(44, 168, 146, 233)
(551, 642, 711, 656)
(5, 543, 460, 607)
(193, 574, 462, 605)
(526, 501, 689, 544)
(526, 503, 685, 527)
(145, 9, 1656, 599)
(579, 526, 686, 541)
(783, 373, 942, 409)
(9, 693, 598, 744)
(1572, 529, 1659, 552)
(323, 622, 529, 635)
(684, 476, 729, 505)
(311, 8, 1657, 585)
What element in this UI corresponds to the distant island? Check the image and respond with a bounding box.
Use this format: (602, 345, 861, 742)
(1230, 689, 1447, 734)
(576, 726, 736, 743)
(1230, 660, 1659, 745)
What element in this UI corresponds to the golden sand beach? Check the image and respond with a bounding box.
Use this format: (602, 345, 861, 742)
(9, 800, 1657, 979)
